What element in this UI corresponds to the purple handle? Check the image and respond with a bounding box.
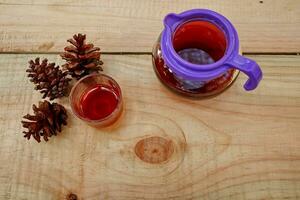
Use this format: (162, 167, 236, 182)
(226, 55, 263, 90)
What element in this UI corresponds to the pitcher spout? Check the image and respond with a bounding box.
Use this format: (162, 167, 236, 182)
(163, 13, 182, 30)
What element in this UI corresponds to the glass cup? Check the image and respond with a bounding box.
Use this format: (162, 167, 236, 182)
(69, 73, 123, 127)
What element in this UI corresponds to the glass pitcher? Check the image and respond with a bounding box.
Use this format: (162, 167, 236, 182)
(152, 9, 263, 97)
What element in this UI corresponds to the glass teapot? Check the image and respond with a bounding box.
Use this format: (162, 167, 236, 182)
(152, 9, 263, 97)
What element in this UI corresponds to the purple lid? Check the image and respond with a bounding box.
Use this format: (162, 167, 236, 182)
(160, 9, 262, 91)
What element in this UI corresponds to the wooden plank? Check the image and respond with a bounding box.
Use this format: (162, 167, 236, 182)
(0, 54, 299, 199)
(0, 0, 299, 53)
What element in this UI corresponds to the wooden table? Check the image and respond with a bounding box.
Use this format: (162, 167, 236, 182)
(0, 1, 299, 199)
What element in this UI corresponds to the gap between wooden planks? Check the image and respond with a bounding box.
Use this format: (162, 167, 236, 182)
(0, 54, 299, 199)
(0, 0, 299, 53)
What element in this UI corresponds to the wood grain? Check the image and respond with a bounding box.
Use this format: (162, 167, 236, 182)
(0, 54, 299, 199)
(0, 0, 299, 53)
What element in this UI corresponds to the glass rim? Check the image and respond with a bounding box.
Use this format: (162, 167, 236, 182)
(69, 73, 123, 124)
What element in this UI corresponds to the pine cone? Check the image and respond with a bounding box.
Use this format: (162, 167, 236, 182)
(27, 58, 71, 100)
(21, 101, 68, 143)
(61, 33, 103, 79)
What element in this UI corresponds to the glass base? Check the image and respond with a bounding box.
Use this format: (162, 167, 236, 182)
(152, 42, 240, 98)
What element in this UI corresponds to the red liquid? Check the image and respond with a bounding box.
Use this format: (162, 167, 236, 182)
(153, 20, 236, 96)
(80, 84, 119, 120)
(173, 20, 227, 62)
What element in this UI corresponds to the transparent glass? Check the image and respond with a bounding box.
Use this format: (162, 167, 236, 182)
(69, 73, 123, 127)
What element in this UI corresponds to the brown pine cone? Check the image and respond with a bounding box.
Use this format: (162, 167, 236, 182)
(21, 101, 68, 143)
(27, 58, 71, 100)
(61, 33, 103, 79)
